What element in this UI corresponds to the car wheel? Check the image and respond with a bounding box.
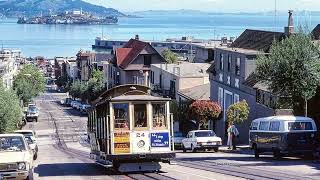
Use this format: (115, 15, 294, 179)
(25, 168, 34, 180)
(273, 149, 281, 159)
(213, 147, 219, 152)
(182, 144, 187, 153)
(191, 144, 196, 153)
(253, 144, 259, 158)
(33, 153, 38, 160)
(35, 118, 38, 122)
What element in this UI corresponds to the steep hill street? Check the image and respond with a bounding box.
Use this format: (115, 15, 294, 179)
(26, 90, 320, 180)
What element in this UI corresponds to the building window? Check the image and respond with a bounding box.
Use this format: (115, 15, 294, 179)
(144, 55, 152, 65)
(170, 80, 176, 97)
(236, 57, 240, 75)
(150, 71, 154, 84)
(228, 55, 231, 72)
(234, 94, 240, 103)
(219, 54, 224, 70)
(235, 78, 239, 88)
(218, 87, 224, 107)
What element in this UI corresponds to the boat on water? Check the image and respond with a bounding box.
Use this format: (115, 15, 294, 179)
(17, 10, 118, 25)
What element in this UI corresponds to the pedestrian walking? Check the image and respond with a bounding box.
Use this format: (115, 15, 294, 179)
(227, 122, 239, 150)
(227, 122, 233, 149)
(231, 123, 239, 150)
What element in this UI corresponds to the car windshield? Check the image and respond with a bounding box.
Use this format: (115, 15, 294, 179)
(194, 131, 216, 137)
(288, 122, 313, 131)
(24, 136, 34, 144)
(16, 132, 33, 137)
(28, 107, 37, 112)
(0, 136, 26, 151)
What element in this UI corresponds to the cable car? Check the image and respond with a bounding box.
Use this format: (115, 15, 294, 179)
(87, 84, 176, 172)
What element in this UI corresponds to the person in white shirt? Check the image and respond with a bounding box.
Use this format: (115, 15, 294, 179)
(227, 122, 239, 150)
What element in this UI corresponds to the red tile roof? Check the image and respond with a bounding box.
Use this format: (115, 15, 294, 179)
(116, 39, 149, 69)
(116, 48, 132, 67)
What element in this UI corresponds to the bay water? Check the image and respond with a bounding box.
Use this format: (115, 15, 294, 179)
(0, 13, 318, 58)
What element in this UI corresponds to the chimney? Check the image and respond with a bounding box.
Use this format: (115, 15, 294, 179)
(284, 10, 294, 36)
(135, 34, 139, 40)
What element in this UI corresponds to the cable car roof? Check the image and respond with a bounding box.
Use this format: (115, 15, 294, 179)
(111, 95, 171, 102)
(92, 84, 170, 107)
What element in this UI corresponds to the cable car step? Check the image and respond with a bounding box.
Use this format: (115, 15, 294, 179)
(95, 160, 113, 168)
(118, 162, 161, 172)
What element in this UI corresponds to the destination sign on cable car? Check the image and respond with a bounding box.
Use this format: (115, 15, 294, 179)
(150, 132, 169, 147)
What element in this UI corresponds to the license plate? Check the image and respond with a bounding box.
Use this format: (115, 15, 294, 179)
(207, 142, 215, 145)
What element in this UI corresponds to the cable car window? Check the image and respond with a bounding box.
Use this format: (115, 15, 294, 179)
(152, 103, 167, 128)
(288, 122, 313, 131)
(134, 104, 147, 128)
(113, 103, 129, 130)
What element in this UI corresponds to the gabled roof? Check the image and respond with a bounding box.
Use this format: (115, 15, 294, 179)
(311, 24, 320, 40)
(178, 84, 210, 101)
(231, 29, 285, 52)
(116, 48, 132, 67)
(243, 73, 270, 92)
(115, 39, 154, 69)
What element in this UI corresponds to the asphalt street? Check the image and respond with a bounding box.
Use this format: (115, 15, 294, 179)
(25, 90, 320, 180)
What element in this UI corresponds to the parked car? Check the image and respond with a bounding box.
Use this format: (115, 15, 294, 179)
(65, 98, 72, 106)
(172, 132, 184, 149)
(14, 130, 38, 160)
(74, 101, 83, 110)
(26, 106, 39, 122)
(0, 134, 34, 179)
(71, 100, 81, 109)
(249, 116, 317, 159)
(80, 104, 91, 114)
(182, 130, 222, 152)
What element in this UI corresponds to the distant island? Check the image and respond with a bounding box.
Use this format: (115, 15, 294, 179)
(0, 0, 126, 18)
(17, 10, 118, 25)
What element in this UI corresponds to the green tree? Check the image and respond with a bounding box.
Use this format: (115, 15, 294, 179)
(55, 75, 68, 87)
(227, 100, 250, 123)
(91, 69, 104, 82)
(189, 100, 221, 129)
(162, 49, 179, 64)
(0, 85, 22, 133)
(13, 64, 45, 104)
(256, 33, 320, 115)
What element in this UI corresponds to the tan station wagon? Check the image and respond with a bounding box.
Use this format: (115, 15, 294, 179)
(0, 134, 34, 180)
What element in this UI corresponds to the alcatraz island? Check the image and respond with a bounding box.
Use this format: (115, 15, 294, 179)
(17, 10, 118, 25)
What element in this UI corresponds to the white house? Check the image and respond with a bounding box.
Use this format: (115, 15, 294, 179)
(150, 62, 211, 100)
(0, 49, 20, 89)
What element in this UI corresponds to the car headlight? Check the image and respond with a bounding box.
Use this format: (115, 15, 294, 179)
(18, 162, 26, 170)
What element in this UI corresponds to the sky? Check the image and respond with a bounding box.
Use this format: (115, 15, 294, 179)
(85, 0, 320, 12)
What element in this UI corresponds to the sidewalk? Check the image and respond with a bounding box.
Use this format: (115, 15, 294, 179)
(219, 145, 251, 154)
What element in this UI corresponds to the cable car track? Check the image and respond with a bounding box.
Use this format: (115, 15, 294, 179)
(40, 92, 177, 180)
(175, 159, 316, 180)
